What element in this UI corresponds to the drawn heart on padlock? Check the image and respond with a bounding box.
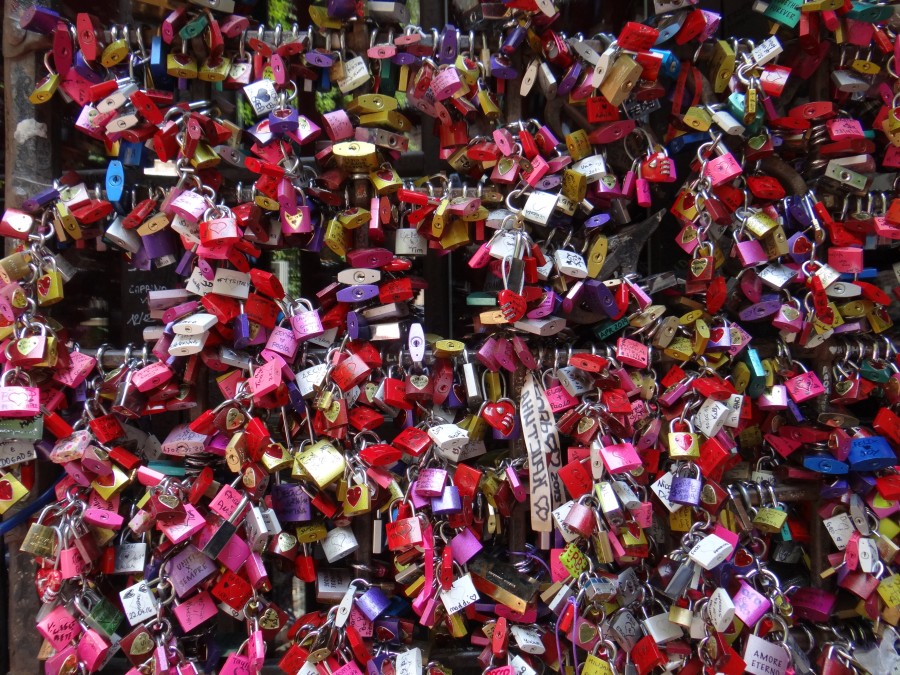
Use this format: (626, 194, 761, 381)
(259, 608, 281, 630)
(346, 486, 363, 507)
(129, 632, 154, 657)
(710, 327, 727, 344)
(497, 290, 526, 322)
(482, 401, 515, 434)
(3, 389, 29, 409)
(0, 479, 13, 500)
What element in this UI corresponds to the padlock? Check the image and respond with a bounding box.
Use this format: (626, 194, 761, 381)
(669, 464, 703, 506)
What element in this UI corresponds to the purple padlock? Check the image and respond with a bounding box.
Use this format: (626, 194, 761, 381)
(431, 485, 462, 515)
(356, 585, 391, 622)
(269, 106, 300, 135)
(557, 61, 583, 97)
(490, 54, 518, 79)
(140, 229, 176, 260)
(347, 311, 371, 340)
(449, 527, 483, 564)
(336, 285, 379, 303)
(438, 25, 458, 64)
(527, 290, 557, 319)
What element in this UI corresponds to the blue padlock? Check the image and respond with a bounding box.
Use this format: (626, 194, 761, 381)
(803, 454, 849, 475)
(650, 48, 680, 79)
(119, 141, 145, 167)
(105, 160, 125, 205)
(848, 437, 896, 471)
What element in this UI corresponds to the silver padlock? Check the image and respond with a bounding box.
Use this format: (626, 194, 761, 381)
(394, 228, 428, 256)
(321, 526, 359, 563)
(104, 217, 141, 253)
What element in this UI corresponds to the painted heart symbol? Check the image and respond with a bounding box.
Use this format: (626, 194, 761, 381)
(792, 236, 812, 254)
(577, 620, 598, 645)
(497, 290, 527, 323)
(0, 479, 13, 500)
(676, 434, 694, 451)
(225, 408, 245, 431)
(690, 258, 708, 278)
(346, 486, 363, 507)
(710, 327, 726, 343)
(482, 402, 515, 434)
(37, 275, 51, 297)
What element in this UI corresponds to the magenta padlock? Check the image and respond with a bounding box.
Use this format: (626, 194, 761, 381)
(415, 468, 448, 497)
(356, 585, 391, 622)
(733, 235, 768, 267)
(635, 175, 652, 208)
(173, 591, 218, 632)
(703, 152, 743, 187)
(757, 384, 789, 410)
(535, 125, 560, 155)
(610, 366, 639, 396)
(245, 551, 269, 590)
(616, 337, 649, 369)
(45, 646, 79, 675)
(322, 110, 354, 141)
(217, 533, 252, 573)
(264, 325, 299, 361)
(563, 496, 596, 537)
(77, 626, 111, 670)
(527, 290, 557, 319)
(512, 336, 538, 370)
(430, 66, 462, 100)
(732, 581, 771, 627)
(289, 299, 324, 341)
(432, 485, 462, 515)
(221, 652, 253, 675)
(407, 481, 430, 510)
(0, 379, 40, 418)
(740, 270, 763, 303)
(772, 300, 804, 332)
(522, 155, 551, 187)
(60, 546, 89, 578)
(545, 384, 578, 413)
(786, 369, 825, 402)
(475, 337, 500, 371)
(37, 604, 82, 649)
(450, 527, 483, 564)
(826, 117, 864, 140)
(599, 441, 641, 474)
(493, 338, 518, 372)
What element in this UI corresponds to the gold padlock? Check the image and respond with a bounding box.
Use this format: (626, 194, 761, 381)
(369, 164, 402, 195)
(0, 250, 33, 283)
(439, 218, 471, 249)
(198, 56, 232, 82)
(332, 141, 379, 173)
(324, 218, 350, 259)
(296, 439, 346, 488)
(54, 202, 82, 241)
(166, 52, 198, 79)
(599, 53, 642, 107)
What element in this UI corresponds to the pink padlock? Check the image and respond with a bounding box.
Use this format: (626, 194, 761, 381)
(264, 325, 299, 361)
(77, 625, 111, 671)
(173, 591, 218, 632)
(36, 604, 82, 649)
(322, 110, 354, 141)
(616, 337, 649, 369)
(545, 383, 578, 413)
(785, 368, 826, 403)
(731, 581, 771, 627)
(167, 190, 208, 223)
(449, 527, 483, 564)
(248, 359, 282, 398)
(827, 246, 864, 274)
(597, 441, 641, 474)
(430, 65, 462, 101)
(289, 299, 324, 342)
(415, 468, 448, 497)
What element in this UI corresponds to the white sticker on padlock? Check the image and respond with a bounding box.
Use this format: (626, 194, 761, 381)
(650, 471, 683, 513)
(428, 424, 469, 451)
(824, 513, 855, 550)
(511, 625, 546, 654)
(722, 393, 744, 428)
(693, 398, 729, 437)
(119, 580, 158, 626)
(554, 249, 588, 278)
(211, 268, 251, 299)
(750, 36, 783, 68)
(395, 647, 422, 675)
(743, 633, 789, 675)
(338, 56, 371, 93)
(511, 654, 538, 675)
(688, 533, 734, 570)
(489, 230, 519, 259)
(707, 587, 736, 632)
(440, 573, 479, 614)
